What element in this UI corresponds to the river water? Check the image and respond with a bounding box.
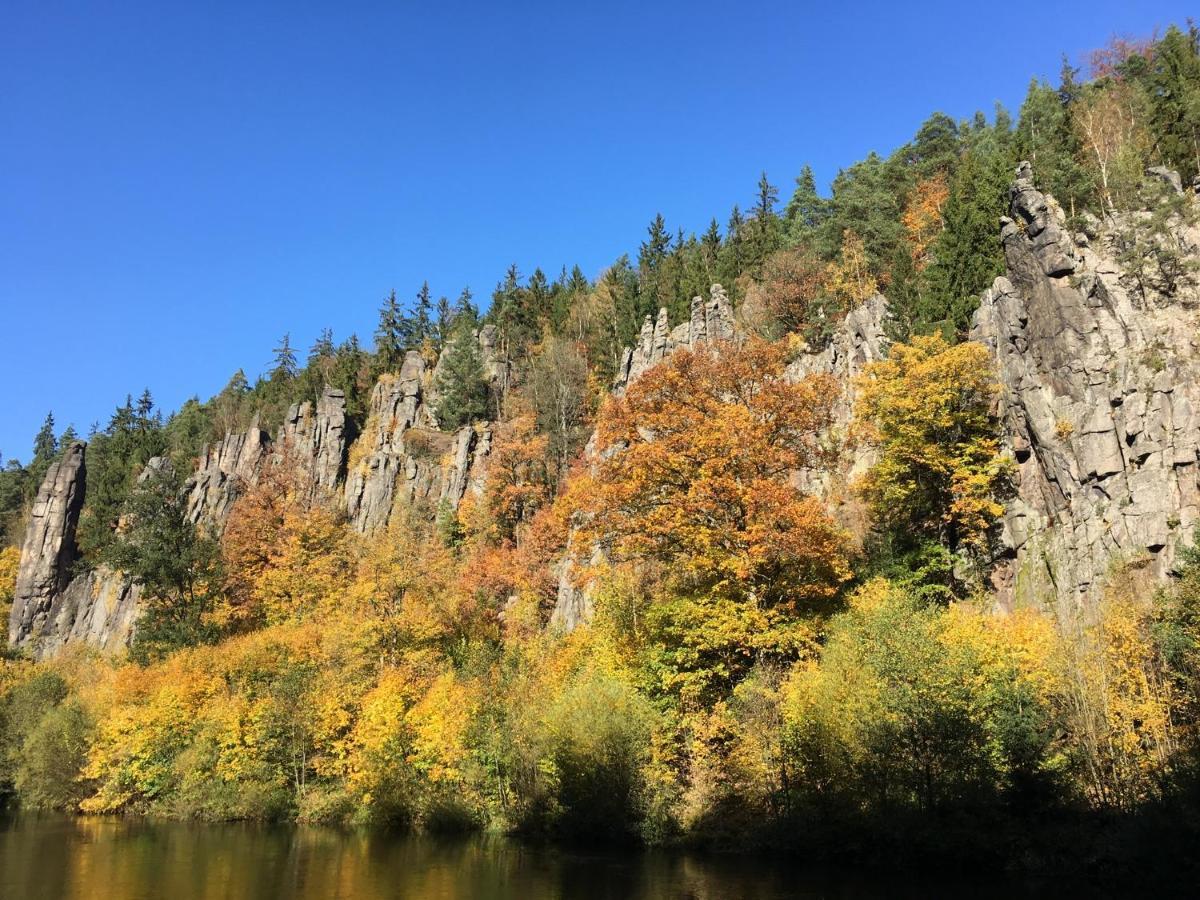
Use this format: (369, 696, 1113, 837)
(0, 814, 1017, 899)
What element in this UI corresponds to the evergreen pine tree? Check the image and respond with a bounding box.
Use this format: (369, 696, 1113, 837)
(271, 334, 298, 380)
(454, 287, 478, 322)
(906, 113, 962, 180)
(434, 326, 490, 429)
(1146, 25, 1200, 182)
(821, 152, 906, 276)
(746, 172, 782, 273)
(414, 281, 434, 346)
(435, 296, 452, 350)
(77, 395, 163, 561)
(783, 165, 828, 245)
(375, 289, 414, 370)
(308, 328, 335, 365)
(25, 412, 58, 499)
(104, 462, 221, 662)
(718, 205, 746, 288)
(638, 213, 673, 314)
(922, 125, 1014, 334)
(32, 412, 57, 465)
(1017, 76, 1093, 218)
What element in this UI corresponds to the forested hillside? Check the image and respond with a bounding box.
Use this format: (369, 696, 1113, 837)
(4, 24, 1200, 876)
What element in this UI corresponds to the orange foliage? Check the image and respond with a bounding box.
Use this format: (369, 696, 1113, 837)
(1088, 35, 1154, 79)
(482, 412, 552, 544)
(573, 337, 850, 606)
(900, 173, 949, 271)
(219, 466, 298, 630)
(744, 247, 827, 335)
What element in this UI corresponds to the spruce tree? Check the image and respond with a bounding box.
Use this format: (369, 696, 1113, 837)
(1016, 78, 1093, 218)
(435, 296, 452, 350)
(308, 328, 334, 365)
(783, 165, 828, 246)
(375, 289, 414, 371)
(745, 172, 782, 273)
(333, 335, 369, 421)
(906, 112, 962, 180)
(922, 127, 1014, 335)
(414, 281, 434, 346)
(25, 412, 58, 500)
(104, 462, 221, 662)
(718, 205, 746, 288)
(32, 412, 57, 465)
(271, 334, 298, 380)
(454, 287, 478, 322)
(434, 326, 490, 429)
(1146, 25, 1200, 182)
(77, 395, 166, 561)
(638, 214, 673, 315)
(0, 457, 29, 544)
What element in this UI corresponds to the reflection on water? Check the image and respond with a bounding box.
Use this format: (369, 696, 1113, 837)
(1, 814, 1003, 899)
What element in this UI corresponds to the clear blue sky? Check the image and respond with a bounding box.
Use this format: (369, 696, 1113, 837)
(1, 0, 1192, 462)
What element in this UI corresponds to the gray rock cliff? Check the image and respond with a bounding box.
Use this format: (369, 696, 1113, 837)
(973, 161, 1200, 615)
(8, 442, 87, 650)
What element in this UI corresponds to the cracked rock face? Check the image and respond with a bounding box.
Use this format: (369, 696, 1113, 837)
(185, 416, 269, 529)
(185, 387, 350, 531)
(279, 386, 348, 505)
(344, 352, 490, 534)
(973, 162, 1200, 615)
(18, 163, 1200, 656)
(614, 284, 737, 391)
(8, 442, 88, 650)
(7, 442, 141, 659)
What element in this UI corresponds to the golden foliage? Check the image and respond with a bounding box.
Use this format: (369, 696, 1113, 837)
(901, 173, 949, 270)
(1063, 571, 1181, 810)
(0, 544, 19, 619)
(853, 334, 1010, 557)
(822, 229, 878, 309)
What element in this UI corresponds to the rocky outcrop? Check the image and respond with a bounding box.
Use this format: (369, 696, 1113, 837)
(279, 386, 348, 505)
(973, 161, 1200, 615)
(344, 352, 434, 532)
(21, 161, 1200, 655)
(19, 569, 141, 659)
(344, 351, 491, 533)
(184, 387, 349, 531)
(614, 284, 737, 390)
(7, 442, 141, 659)
(8, 442, 87, 650)
(785, 294, 891, 496)
(8, 445, 152, 659)
(185, 417, 269, 529)
(438, 424, 492, 509)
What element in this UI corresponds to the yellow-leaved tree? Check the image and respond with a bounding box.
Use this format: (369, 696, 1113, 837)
(852, 333, 1011, 592)
(0, 545, 19, 633)
(822, 229, 878, 310)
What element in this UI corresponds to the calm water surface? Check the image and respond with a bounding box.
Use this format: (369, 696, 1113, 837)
(0, 814, 1015, 899)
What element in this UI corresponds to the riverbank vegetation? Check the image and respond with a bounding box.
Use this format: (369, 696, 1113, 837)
(4, 24, 1200, 880)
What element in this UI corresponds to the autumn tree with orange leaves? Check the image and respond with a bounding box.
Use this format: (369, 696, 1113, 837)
(900, 172, 949, 271)
(573, 336, 850, 609)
